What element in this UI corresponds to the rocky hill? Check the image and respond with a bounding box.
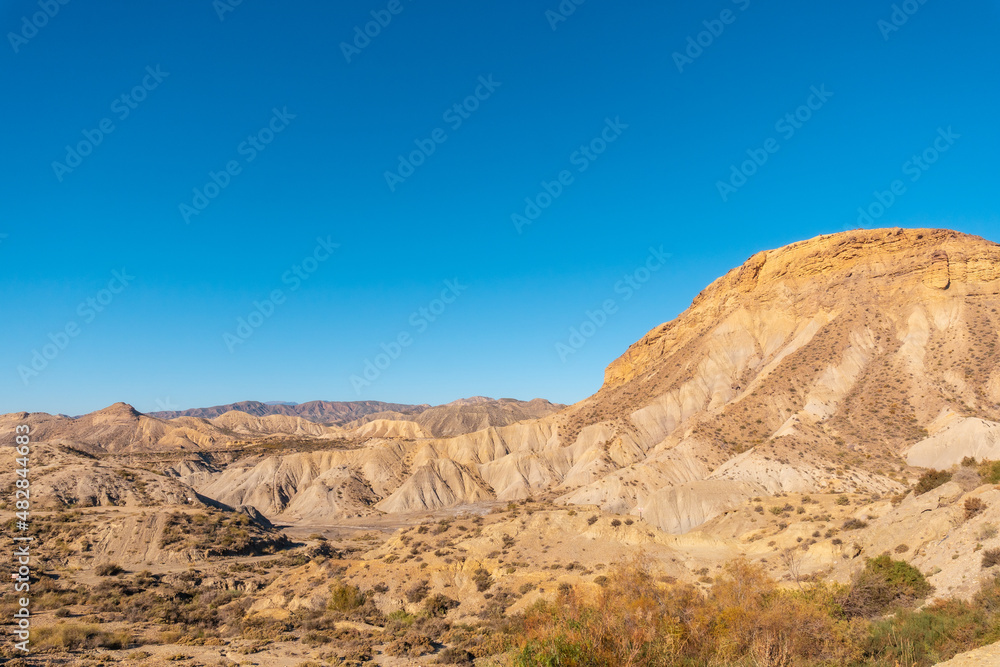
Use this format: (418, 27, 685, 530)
(10, 228, 1000, 536)
(0, 402, 232, 454)
(171, 228, 1000, 530)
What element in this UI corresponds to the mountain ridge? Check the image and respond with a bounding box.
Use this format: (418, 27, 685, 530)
(10, 228, 1000, 539)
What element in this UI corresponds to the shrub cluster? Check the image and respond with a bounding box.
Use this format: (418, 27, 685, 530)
(504, 555, 1000, 667)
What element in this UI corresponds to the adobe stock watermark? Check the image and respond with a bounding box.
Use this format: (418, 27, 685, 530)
(673, 0, 751, 73)
(17, 269, 134, 385)
(154, 397, 181, 412)
(556, 247, 670, 362)
(52, 66, 169, 182)
(213, 0, 248, 22)
(545, 0, 587, 31)
(878, 0, 930, 41)
(716, 85, 833, 202)
(512, 116, 628, 234)
(350, 279, 467, 393)
(7, 0, 71, 54)
(384, 75, 501, 192)
(223, 236, 339, 352)
(341, 0, 414, 64)
(854, 126, 959, 227)
(179, 107, 296, 224)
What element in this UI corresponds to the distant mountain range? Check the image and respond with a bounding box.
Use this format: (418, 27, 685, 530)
(147, 399, 427, 424)
(145, 397, 566, 434)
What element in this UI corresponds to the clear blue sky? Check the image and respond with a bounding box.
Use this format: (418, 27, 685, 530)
(2, 0, 998, 416)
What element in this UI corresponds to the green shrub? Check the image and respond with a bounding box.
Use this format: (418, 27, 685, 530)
(980, 460, 1000, 484)
(864, 598, 992, 666)
(915, 470, 953, 495)
(328, 582, 367, 612)
(841, 555, 932, 617)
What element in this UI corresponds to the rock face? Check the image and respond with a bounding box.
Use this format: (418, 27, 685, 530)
(11, 228, 1000, 537)
(555, 228, 1000, 530)
(603, 228, 1000, 389)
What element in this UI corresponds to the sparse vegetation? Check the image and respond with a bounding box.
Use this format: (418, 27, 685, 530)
(965, 497, 987, 520)
(983, 549, 1000, 569)
(405, 580, 431, 604)
(841, 555, 933, 618)
(504, 556, 1000, 667)
(95, 563, 123, 577)
(914, 470, 953, 495)
(33, 624, 131, 651)
(159, 511, 291, 556)
(979, 460, 1000, 484)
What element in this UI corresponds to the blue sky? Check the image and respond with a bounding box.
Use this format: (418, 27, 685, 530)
(1, 0, 998, 416)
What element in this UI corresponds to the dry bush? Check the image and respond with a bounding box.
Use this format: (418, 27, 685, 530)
(159, 511, 290, 556)
(424, 593, 460, 617)
(405, 580, 430, 604)
(472, 568, 493, 592)
(511, 557, 853, 667)
(95, 563, 123, 576)
(33, 623, 130, 651)
(982, 549, 1000, 569)
(435, 646, 474, 665)
(954, 466, 983, 491)
(965, 497, 987, 520)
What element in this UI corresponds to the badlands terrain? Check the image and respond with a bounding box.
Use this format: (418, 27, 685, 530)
(8, 228, 1000, 665)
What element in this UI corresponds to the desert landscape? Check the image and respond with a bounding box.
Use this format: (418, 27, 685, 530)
(7, 228, 1000, 665)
